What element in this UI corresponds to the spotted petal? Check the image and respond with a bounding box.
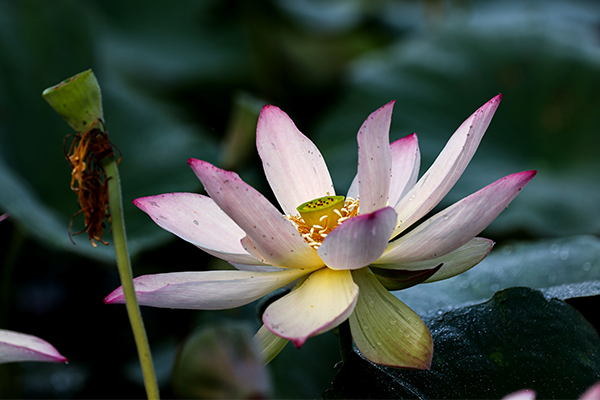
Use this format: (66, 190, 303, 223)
(256, 105, 335, 216)
(392, 95, 502, 238)
(318, 207, 397, 270)
(388, 134, 420, 207)
(189, 159, 324, 269)
(347, 133, 420, 205)
(0, 330, 67, 364)
(357, 101, 394, 214)
(350, 267, 432, 369)
(263, 268, 358, 348)
(134, 193, 264, 265)
(378, 170, 535, 264)
(105, 269, 313, 309)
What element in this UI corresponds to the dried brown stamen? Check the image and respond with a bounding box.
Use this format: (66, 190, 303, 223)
(63, 119, 121, 247)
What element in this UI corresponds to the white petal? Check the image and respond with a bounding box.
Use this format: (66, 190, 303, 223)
(0, 329, 67, 364)
(378, 171, 536, 264)
(357, 101, 394, 214)
(392, 95, 502, 238)
(263, 268, 358, 348)
(189, 159, 324, 269)
(134, 193, 264, 265)
(389, 134, 420, 208)
(256, 105, 335, 215)
(349, 267, 432, 369)
(104, 269, 313, 310)
(318, 207, 397, 270)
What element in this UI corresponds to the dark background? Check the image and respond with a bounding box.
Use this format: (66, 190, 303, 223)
(1, 0, 600, 398)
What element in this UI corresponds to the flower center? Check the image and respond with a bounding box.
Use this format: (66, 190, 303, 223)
(286, 195, 359, 250)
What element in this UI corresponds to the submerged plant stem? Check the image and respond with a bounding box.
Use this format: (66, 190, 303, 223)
(102, 156, 160, 400)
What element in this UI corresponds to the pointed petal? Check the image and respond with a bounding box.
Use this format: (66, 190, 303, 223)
(389, 134, 420, 208)
(349, 267, 432, 369)
(0, 329, 67, 364)
(318, 207, 397, 270)
(104, 269, 312, 310)
(379, 171, 536, 264)
(256, 105, 335, 215)
(189, 159, 324, 269)
(253, 324, 289, 365)
(134, 193, 264, 265)
(392, 95, 502, 238)
(263, 268, 358, 348)
(357, 101, 394, 214)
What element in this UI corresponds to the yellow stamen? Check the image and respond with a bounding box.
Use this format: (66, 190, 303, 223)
(286, 196, 360, 249)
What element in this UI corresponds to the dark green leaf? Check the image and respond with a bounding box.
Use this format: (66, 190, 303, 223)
(324, 287, 600, 399)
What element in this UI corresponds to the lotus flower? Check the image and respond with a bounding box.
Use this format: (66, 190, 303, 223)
(0, 329, 67, 364)
(106, 95, 535, 369)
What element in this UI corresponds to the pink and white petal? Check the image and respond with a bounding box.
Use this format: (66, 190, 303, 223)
(373, 236, 493, 272)
(580, 381, 600, 400)
(379, 170, 536, 264)
(502, 390, 537, 400)
(189, 159, 324, 269)
(0, 330, 67, 364)
(349, 267, 432, 369)
(105, 269, 313, 310)
(318, 207, 397, 270)
(256, 105, 335, 215)
(229, 262, 287, 273)
(263, 268, 358, 348)
(135, 193, 264, 265)
(392, 95, 502, 238)
(357, 101, 394, 214)
(253, 324, 289, 365)
(388, 134, 420, 208)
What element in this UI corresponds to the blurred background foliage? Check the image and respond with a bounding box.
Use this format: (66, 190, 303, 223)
(0, 0, 599, 398)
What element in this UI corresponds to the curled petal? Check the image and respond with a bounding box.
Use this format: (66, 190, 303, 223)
(253, 324, 289, 365)
(318, 207, 397, 270)
(0, 329, 67, 364)
(389, 134, 420, 208)
(256, 105, 335, 215)
(357, 101, 394, 214)
(263, 268, 358, 348)
(392, 95, 502, 238)
(105, 269, 313, 310)
(374, 237, 493, 277)
(423, 238, 494, 282)
(134, 193, 264, 265)
(350, 267, 432, 369)
(189, 159, 324, 269)
(378, 171, 536, 264)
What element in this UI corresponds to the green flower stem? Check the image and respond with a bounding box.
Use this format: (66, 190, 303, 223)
(338, 319, 353, 363)
(102, 156, 160, 400)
